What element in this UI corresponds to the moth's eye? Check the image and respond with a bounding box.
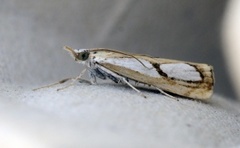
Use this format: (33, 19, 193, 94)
(78, 51, 89, 61)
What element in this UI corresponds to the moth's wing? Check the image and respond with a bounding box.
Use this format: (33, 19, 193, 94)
(92, 51, 214, 100)
(140, 56, 214, 100)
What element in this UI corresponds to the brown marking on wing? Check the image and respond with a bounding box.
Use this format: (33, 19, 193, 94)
(151, 63, 168, 77)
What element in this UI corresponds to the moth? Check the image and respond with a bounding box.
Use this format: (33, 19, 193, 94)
(34, 46, 214, 100)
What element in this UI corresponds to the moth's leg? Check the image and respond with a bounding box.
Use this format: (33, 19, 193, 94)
(155, 87, 179, 101)
(57, 68, 87, 91)
(121, 78, 147, 98)
(88, 70, 97, 84)
(78, 78, 92, 84)
(33, 78, 73, 91)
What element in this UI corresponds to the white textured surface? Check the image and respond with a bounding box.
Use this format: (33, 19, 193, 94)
(1, 83, 240, 148)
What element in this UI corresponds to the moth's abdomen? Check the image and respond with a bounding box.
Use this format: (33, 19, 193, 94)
(94, 67, 121, 83)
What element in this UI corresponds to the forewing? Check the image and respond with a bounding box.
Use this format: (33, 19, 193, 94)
(91, 50, 214, 99)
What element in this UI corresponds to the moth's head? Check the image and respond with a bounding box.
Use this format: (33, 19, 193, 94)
(64, 46, 90, 62)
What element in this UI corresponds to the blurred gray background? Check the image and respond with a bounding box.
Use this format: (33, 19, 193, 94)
(0, 0, 235, 99)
